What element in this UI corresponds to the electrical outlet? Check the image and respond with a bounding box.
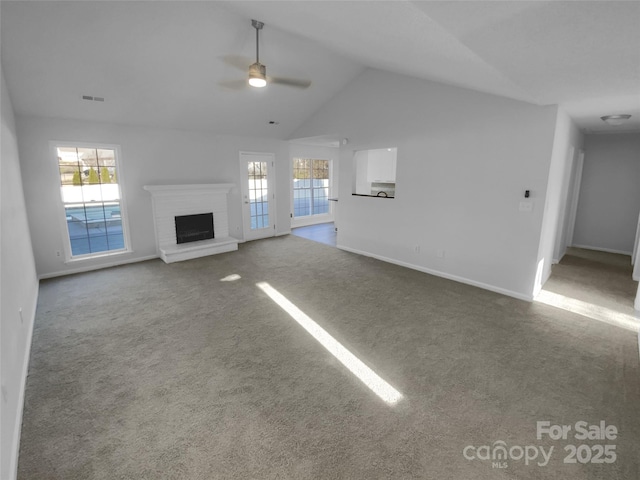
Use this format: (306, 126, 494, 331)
(519, 201, 533, 212)
(414, 245, 421, 253)
(55, 250, 62, 257)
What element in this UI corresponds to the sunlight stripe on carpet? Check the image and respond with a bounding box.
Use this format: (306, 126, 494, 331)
(535, 290, 640, 332)
(257, 282, 403, 406)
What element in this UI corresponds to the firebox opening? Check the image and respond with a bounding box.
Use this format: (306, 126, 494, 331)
(175, 213, 214, 244)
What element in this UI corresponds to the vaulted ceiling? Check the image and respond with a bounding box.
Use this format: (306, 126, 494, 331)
(2, 1, 639, 139)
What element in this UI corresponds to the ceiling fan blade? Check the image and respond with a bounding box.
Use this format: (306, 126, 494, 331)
(218, 79, 248, 91)
(221, 55, 252, 72)
(269, 77, 312, 89)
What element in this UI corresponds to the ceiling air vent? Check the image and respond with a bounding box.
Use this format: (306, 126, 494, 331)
(82, 95, 105, 102)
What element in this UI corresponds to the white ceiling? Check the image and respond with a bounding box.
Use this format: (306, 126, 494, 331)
(2, 1, 639, 139)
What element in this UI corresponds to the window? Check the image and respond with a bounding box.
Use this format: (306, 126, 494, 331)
(56, 145, 129, 259)
(293, 158, 331, 219)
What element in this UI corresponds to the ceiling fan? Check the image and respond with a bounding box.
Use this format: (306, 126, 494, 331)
(220, 19, 311, 90)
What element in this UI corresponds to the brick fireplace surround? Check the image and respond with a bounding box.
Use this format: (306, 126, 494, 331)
(143, 184, 238, 263)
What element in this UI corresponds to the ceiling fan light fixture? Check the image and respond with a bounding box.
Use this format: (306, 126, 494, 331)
(248, 62, 267, 88)
(600, 114, 631, 126)
(233, 19, 308, 91)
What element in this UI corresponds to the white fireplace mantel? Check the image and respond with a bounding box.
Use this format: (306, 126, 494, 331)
(144, 184, 238, 263)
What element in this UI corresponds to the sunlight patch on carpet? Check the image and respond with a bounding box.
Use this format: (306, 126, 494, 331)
(220, 274, 241, 282)
(257, 282, 403, 406)
(535, 290, 640, 332)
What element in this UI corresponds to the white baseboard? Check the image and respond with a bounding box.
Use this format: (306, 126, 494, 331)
(571, 244, 633, 256)
(552, 249, 566, 265)
(336, 244, 533, 302)
(9, 282, 39, 480)
(276, 230, 291, 237)
(291, 215, 334, 229)
(38, 254, 159, 279)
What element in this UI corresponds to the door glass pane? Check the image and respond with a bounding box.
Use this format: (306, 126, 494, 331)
(293, 158, 330, 218)
(248, 161, 269, 230)
(293, 158, 311, 217)
(313, 160, 329, 214)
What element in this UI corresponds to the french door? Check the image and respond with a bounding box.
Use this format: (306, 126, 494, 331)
(292, 158, 332, 227)
(240, 152, 275, 241)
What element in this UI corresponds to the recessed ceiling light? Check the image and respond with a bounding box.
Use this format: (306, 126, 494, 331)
(600, 114, 631, 126)
(268, 121, 279, 125)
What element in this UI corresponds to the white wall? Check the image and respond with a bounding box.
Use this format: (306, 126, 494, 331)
(634, 213, 640, 281)
(534, 108, 584, 294)
(573, 133, 640, 254)
(353, 149, 370, 195)
(555, 148, 582, 261)
(16, 116, 291, 277)
(292, 68, 558, 300)
(1, 65, 39, 480)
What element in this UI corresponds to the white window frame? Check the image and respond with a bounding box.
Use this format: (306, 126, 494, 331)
(51, 141, 132, 262)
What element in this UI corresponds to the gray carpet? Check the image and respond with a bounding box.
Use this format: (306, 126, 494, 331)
(18, 237, 640, 479)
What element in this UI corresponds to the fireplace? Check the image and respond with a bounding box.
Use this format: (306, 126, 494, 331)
(175, 213, 214, 244)
(143, 183, 238, 263)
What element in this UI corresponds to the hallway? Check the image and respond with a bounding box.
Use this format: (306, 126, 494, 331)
(537, 247, 640, 332)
